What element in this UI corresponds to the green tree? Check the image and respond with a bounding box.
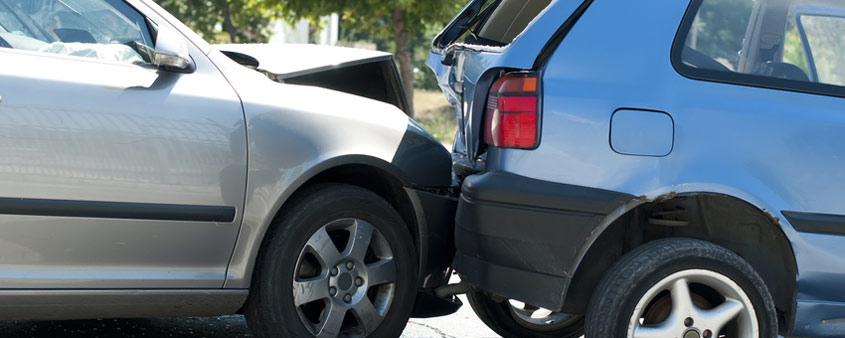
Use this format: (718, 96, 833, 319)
(276, 0, 466, 116)
(154, 0, 282, 43)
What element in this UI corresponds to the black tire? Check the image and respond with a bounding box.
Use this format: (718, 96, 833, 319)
(467, 290, 584, 338)
(245, 184, 417, 338)
(585, 238, 778, 338)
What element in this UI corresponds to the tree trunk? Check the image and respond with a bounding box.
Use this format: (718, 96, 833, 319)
(391, 7, 414, 117)
(223, 2, 237, 43)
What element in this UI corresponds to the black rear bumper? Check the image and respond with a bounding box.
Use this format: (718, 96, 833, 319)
(454, 171, 634, 310)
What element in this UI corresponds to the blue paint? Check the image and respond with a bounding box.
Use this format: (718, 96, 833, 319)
(610, 109, 674, 157)
(429, 0, 845, 336)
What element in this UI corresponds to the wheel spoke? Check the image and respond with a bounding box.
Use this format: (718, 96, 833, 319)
(532, 308, 554, 319)
(344, 220, 375, 260)
(351, 297, 383, 334)
(700, 298, 744, 333)
(633, 322, 677, 338)
(293, 276, 330, 306)
(315, 302, 346, 338)
(366, 258, 396, 286)
(306, 226, 342, 267)
(669, 278, 695, 319)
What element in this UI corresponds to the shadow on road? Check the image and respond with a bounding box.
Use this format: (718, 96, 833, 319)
(0, 315, 253, 338)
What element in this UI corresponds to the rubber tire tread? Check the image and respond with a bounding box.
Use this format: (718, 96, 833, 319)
(584, 238, 778, 338)
(467, 290, 584, 338)
(244, 183, 417, 338)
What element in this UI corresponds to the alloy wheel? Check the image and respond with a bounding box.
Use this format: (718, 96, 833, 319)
(293, 218, 396, 337)
(627, 269, 758, 338)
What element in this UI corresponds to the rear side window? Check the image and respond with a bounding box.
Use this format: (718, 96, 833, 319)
(672, 0, 845, 97)
(435, 0, 552, 48)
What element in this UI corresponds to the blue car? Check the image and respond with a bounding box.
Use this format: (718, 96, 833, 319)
(428, 0, 845, 337)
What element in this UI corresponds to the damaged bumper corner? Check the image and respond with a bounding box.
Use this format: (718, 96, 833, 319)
(453, 171, 634, 310)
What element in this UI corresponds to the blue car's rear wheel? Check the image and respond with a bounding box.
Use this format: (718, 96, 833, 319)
(467, 290, 584, 338)
(585, 238, 778, 338)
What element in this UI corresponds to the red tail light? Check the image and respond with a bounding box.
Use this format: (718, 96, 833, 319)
(483, 73, 539, 149)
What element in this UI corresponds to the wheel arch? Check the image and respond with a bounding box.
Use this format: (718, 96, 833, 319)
(564, 192, 798, 334)
(240, 155, 428, 290)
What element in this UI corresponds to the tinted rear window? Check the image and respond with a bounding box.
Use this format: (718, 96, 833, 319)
(477, 0, 552, 45)
(437, 0, 552, 48)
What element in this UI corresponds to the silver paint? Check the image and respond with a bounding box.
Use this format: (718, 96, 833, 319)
(0, 0, 415, 301)
(0, 23, 246, 287)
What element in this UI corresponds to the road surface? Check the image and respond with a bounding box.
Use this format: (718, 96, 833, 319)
(0, 295, 499, 338)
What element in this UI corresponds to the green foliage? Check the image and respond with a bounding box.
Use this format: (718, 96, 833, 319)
(800, 15, 845, 86)
(414, 90, 456, 144)
(278, 0, 466, 88)
(783, 20, 809, 75)
(153, 0, 283, 43)
(688, 0, 754, 69)
(274, 0, 464, 37)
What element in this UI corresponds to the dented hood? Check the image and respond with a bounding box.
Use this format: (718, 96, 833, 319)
(216, 43, 392, 79)
(214, 43, 409, 115)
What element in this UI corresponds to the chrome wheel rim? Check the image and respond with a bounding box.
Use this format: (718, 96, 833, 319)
(627, 269, 758, 338)
(507, 300, 580, 331)
(293, 219, 396, 337)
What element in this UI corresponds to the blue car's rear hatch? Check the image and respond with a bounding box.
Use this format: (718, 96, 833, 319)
(427, 0, 590, 172)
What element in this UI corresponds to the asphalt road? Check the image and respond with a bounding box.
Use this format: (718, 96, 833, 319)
(0, 295, 499, 338)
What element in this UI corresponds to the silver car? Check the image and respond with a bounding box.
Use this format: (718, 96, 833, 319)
(0, 0, 459, 337)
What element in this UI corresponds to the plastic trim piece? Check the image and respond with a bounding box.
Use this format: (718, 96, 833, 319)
(454, 171, 635, 310)
(783, 210, 845, 236)
(0, 197, 236, 222)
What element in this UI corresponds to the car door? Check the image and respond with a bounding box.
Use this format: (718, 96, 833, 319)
(0, 0, 246, 289)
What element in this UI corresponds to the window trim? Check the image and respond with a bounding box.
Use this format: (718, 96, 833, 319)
(671, 0, 845, 99)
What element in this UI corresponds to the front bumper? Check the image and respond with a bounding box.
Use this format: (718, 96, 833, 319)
(454, 171, 633, 310)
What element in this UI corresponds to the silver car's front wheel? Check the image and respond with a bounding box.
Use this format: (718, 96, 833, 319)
(294, 219, 397, 337)
(585, 238, 778, 338)
(245, 184, 416, 338)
